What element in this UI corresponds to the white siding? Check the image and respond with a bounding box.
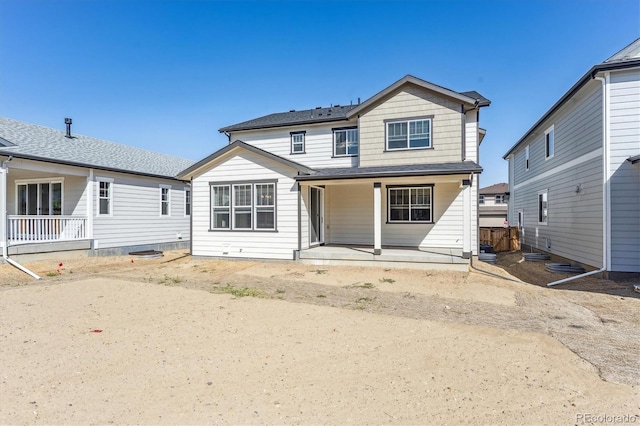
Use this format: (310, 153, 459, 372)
(228, 122, 357, 170)
(465, 109, 478, 162)
(609, 69, 640, 272)
(92, 172, 190, 249)
(320, 178, 466, 250)
(191, 151, 299, 260)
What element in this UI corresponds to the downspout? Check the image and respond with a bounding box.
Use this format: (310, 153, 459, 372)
(548, 73, 609, 286)
(0, 159, 41, 279)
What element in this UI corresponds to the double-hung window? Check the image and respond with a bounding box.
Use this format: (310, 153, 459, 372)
(97, 178, 113, 216)
(495, 194, 505, 204)
(386, 118, 432, 150)
(538, 190, 548, 225)
(525, 145, 530, 170)
(479, 195, 485, 204)
(210, 182, 276, 231)
(160, 185, 171, 216)
(184, 188, 191, 216)
(291, 132, 305, 154)
(545, 125, 554, 159)
(333, 127, 358, 156)
(388, 186, 433, 223)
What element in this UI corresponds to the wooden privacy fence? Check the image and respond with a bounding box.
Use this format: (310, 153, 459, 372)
(480, 226, 520, 252)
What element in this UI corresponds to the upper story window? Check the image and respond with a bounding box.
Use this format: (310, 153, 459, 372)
(290, 131, 305, 154)
(545, 125, 554, 159)
(160, 185, 171, 216)
(333, 127, 358, 156)
(479, 195, 485, 204)
(495, 194, 505, 204)
(525, 145, 530, 170)
(386, 117, 432, 150)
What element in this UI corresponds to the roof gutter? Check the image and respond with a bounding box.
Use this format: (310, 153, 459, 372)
(503, 59, 640, 159)
(295, 167, 483, 182)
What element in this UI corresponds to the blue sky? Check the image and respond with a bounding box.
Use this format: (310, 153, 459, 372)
(1, 0, 638, 186)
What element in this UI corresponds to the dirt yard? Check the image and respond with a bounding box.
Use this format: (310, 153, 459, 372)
(0, 251, 638, 424)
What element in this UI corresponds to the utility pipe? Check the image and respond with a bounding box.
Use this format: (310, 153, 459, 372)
(547, 74, 609, 287)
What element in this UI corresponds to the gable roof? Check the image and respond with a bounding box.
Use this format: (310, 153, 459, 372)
(346, 75, 490, 119)
(219, 75, 490, 133)
(479, 182, 508, 195)
(0, 117, 194, 179)
(503, 38, 640, 159)
(177, 140, 315, 180)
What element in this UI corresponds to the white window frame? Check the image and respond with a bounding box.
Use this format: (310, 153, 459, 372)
(15, 177, 65, 216)
(495, 194, 505, 204)
(537, 190, 548, 225)
(184, 187, 191, 217)
(545, 125, 554, 159)
(210, 181, 277, 231)
(479, 195, 485, 204)
(211, 185, 231, 229)
(290, 131, 305, 154)
(386, 117, 432, 151)
(333, 127, 359, 157)
(525, 145, 530, 170)
(387, 186, 433, 223)
(97, 177, 114, 216)
(160, 185, 171, 216)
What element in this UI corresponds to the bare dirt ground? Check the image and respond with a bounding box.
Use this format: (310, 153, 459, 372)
(0, 251, 638, 424)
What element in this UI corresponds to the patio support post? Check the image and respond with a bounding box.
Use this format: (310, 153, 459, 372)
(373, 182, 382, 255)
(462, 179, 471, 258)
(0, 165, 7, 257)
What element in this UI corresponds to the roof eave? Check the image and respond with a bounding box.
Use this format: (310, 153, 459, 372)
(218, 116, 352, 133)
(0, 150, 188, 181)
(294, 166, 483, 182)
(503, 59, 640, 159)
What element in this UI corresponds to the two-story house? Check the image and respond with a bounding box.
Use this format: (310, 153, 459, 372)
(179, 75, 490, 268)
(503, 38, 640, 278)
(479, 183, 509, 227)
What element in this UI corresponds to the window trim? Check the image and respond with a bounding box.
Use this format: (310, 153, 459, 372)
(545, 125, 554, 160)
(160, 184, 171, 217)
(332, 126, 359, 157)
(184, 187, 191, 217)
(384, 116, 434, 151)
(537, 189, 548, 225)
(386, 184, 434, 224)
(96, 177, 114, 217)
(495, 194, 505, 204)
(479, 195, 485, 204)
(15, 177, 65, 216)
(209, 179, 278, 232)
(290, 131, 306, 155)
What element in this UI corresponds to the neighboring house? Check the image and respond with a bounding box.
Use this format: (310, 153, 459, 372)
(179, 75, 490, 268)
(0, 116, 194, 259)
(503, 38, 640, 277)
(479, 182, 508, 227)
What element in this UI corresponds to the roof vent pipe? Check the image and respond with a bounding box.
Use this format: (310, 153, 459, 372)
(65, 118, 72, 138)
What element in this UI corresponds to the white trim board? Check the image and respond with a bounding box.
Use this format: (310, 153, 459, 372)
(513, 148, 601, 191)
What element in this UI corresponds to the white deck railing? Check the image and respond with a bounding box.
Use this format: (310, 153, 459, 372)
(7, 216, 88, 245)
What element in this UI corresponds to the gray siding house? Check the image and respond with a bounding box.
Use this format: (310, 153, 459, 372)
(0, 117, 194, 260)
(503, 39, 640, 277)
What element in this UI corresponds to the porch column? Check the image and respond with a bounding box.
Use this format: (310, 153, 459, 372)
(87, 169, 94, 240)
(373, 182, 381, 255)
(0, 165, 7, 257)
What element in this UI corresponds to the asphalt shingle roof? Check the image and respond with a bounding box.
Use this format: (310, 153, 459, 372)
(295, 161, 482, 181)
(219, 105, 357, 132)
(0, 117, 194, 179)
(479, 182, 508, 194)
